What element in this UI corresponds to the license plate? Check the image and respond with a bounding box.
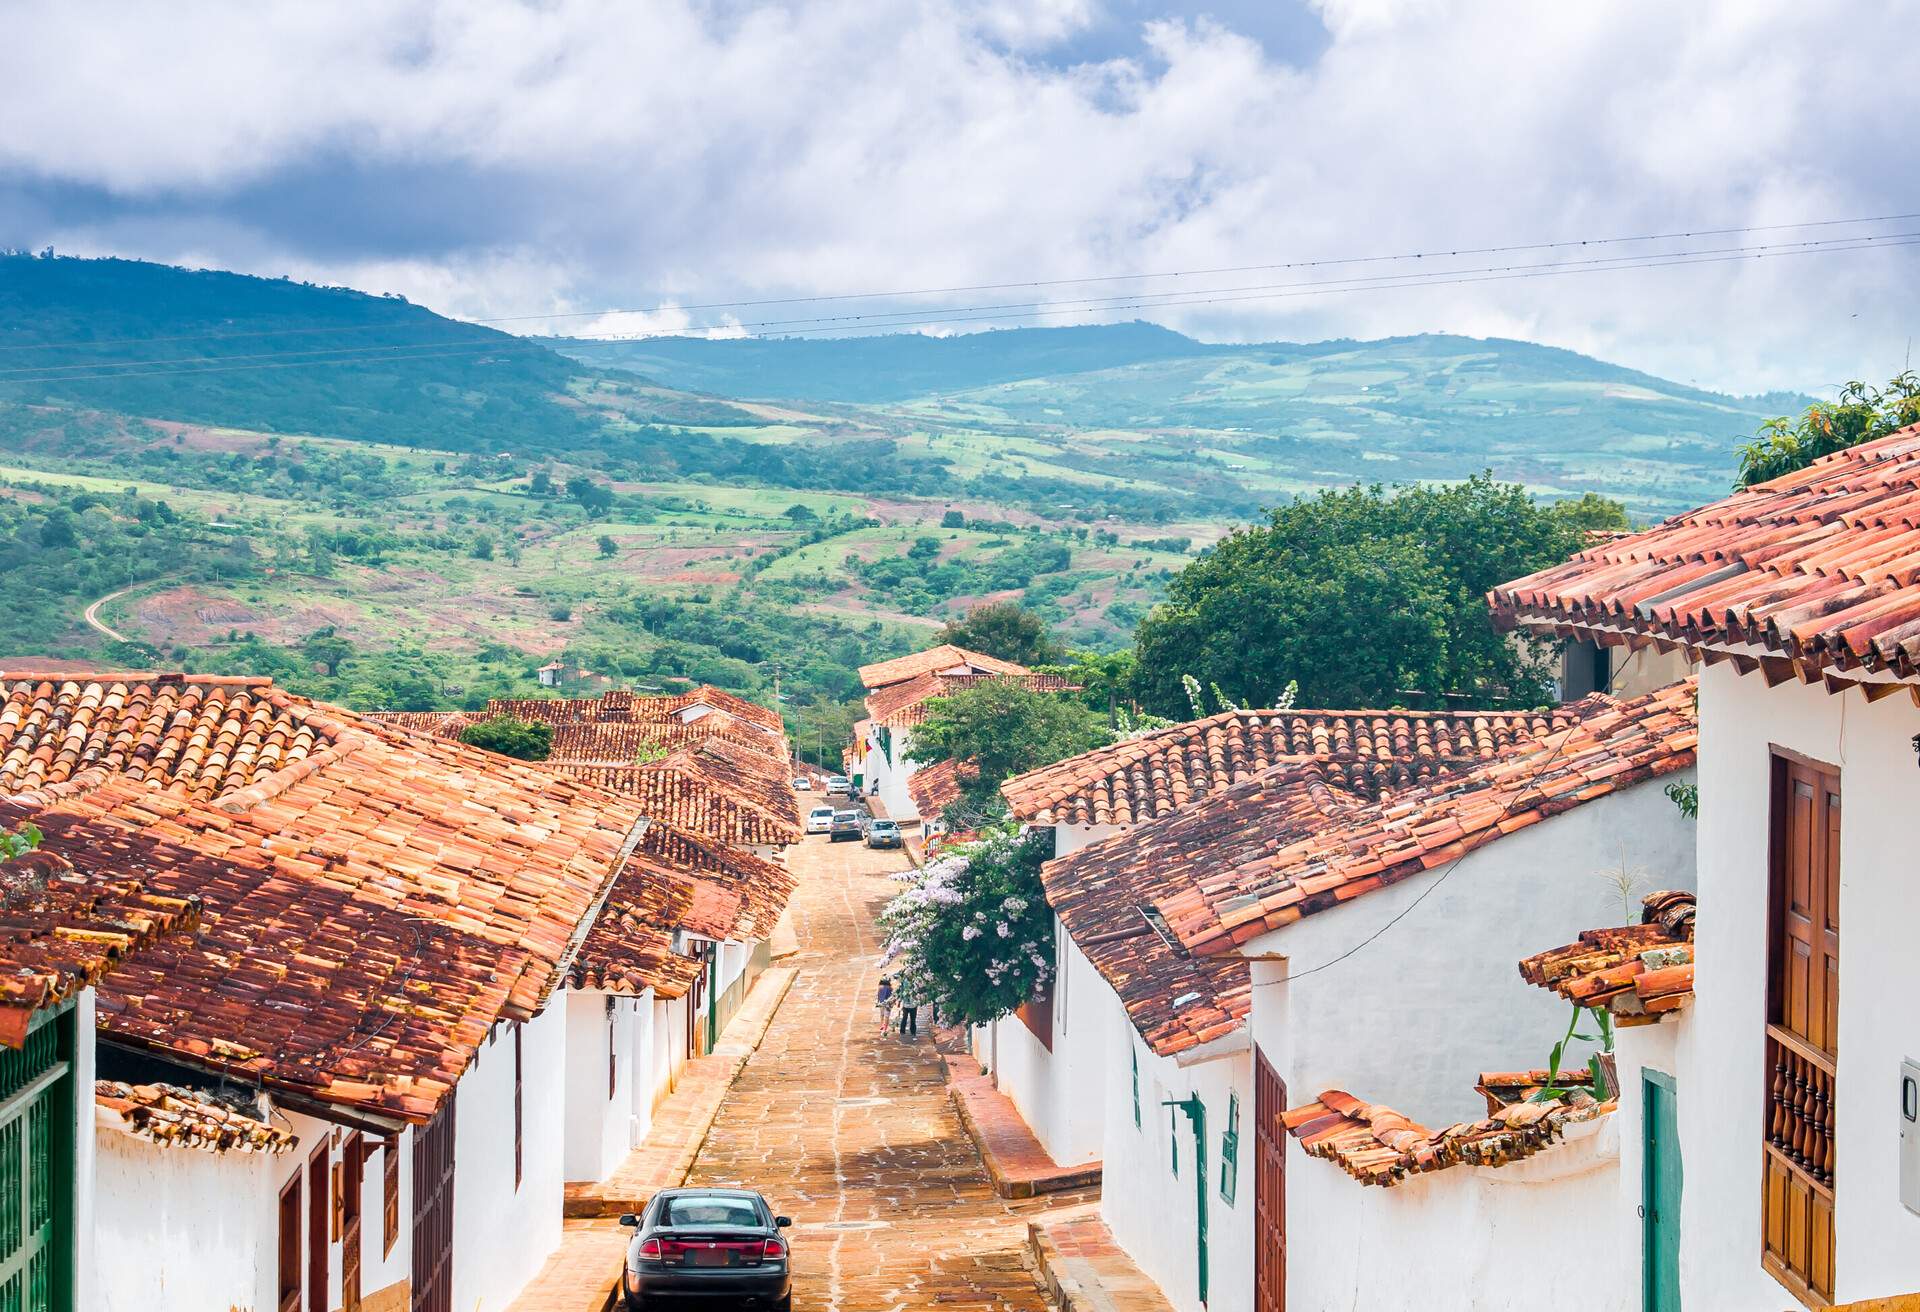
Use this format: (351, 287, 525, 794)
(689, 1248, 730, 1267)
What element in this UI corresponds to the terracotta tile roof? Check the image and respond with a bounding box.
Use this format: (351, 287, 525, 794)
(359, 710, 477, 740)
(677, 879, 746, 941)
(635, 821, 795, 938)
(1, 674, 330, 801)
(569, 850, 703, 999)
(552, 738, 803, 847)
(1040, 765, 1344, 1058)
(1518, 890, 1696, 1024)
(489, 686, 785, 735)
(857, 645, 1030, 690)
(95, 1080, 297, 1154)
(1053, 681, 1697, 962)
(1003, 706, 1582, 827)
(547, 716, 781, 764)
(867, 672, 1079, 731)
(907, 757, 978, 819)
(6, 674, 647, 1122)
(1283, 1084, 1613, 1187)
(1488, 424, 1920, 682)
(0, 842, 202, 1047)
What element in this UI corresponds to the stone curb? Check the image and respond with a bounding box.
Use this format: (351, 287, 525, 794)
(945, 1055, 1104, 1200)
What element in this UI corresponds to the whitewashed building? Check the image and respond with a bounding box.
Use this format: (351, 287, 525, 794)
(1029, 685, 1697, 1312)
(1491, 426, 1920, 1310)
(4, 672, 661, 1312)
(852, 645, 1042, 819)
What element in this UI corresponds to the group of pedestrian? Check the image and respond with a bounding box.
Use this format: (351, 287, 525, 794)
(874, 973, 919, 1037)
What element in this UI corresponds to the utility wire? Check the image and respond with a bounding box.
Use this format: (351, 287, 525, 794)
(2, 209, 1915, 355)
(5, 233, 1915, 386)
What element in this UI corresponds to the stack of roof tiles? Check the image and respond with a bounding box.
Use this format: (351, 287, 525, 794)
(96, 1080, 297, 1154)
(1042, 682, 1698, 1058)
(1003, 706, 1582, 826)
(0, 844, 202, 1047)
(3, 673, 655, 1123)
(1489, 424, 1920, 685)
(1518, 890, 1696, 1023)
(1283, 1082, 1613, 1187)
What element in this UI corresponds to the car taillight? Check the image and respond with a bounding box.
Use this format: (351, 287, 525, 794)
(762, 1237, 787, 1260)
(638, 1238, 663, 1260)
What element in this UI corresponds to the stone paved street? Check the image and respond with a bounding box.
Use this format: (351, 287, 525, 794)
(686, 828, 1073, 1311)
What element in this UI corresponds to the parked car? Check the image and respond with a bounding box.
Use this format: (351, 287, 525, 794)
(864, 818, 902, 850)
(621, 1187, 792, 1311)
(805, 806, 836, 835)
(826, 775, 852, 795)
(828, 810, 863, 842)
(792, 776, 812, 791)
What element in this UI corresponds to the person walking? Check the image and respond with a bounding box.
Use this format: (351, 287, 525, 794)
(894, 974, 920, 1038)
(875, 975, 895, 1034)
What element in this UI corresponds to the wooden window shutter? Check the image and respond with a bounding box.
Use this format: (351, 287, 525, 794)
(382, 1137, 400, 1259)
(276, 1176, 302, 1312)
(1762, 753, 1839, 1307)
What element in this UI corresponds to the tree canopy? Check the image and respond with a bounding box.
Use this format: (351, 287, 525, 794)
(1132, 475, 1598, 713)
(912, 680, 1111, 793)
(457, 715, 553, 761)
(934, 600, 1065, 666)
(1735, 373, 1920, 487)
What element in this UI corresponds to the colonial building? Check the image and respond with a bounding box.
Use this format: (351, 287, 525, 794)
(1490, 424, 1920, 1309)
(0, 672, 684, 1312)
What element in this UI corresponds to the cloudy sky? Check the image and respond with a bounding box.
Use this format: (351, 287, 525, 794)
(2, 0, 1914, 394)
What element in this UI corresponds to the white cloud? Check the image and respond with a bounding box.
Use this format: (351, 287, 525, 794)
(2, 0, 1915, 393)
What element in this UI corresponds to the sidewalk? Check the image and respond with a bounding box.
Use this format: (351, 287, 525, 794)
(1028, 1203, 1175, 1312)
(507, 964, 797, 1312)
(945, 1053, 1103, 1199)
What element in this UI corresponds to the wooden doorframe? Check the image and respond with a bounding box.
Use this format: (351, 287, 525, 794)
(341, 1132, 365, 1312)
(1254, 1046, 1286, 1312)
(276, 1173, 302, 1312)
(306, 1141, 330, 1312)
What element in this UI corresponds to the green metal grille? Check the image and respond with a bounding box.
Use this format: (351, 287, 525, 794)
(25, 1250, 45, 1312)
(1219, 1094, 1240, 1206)
(0, 1032, 55, 1108)
(0, 1268, 18, 1312)
(24, 1101, 46, 1236)
(0, 1119, 21, 1256)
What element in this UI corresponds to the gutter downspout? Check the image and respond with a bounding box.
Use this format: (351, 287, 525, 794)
(1164, 1094, 1208, 1306)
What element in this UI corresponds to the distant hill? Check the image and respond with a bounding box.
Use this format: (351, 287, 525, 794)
(559, 324, 1813, 507)
(0, 255, 755, 450)
(552, 321, 1216, 402)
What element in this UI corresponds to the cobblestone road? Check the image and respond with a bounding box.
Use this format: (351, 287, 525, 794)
(685, 830, 1063, 1311)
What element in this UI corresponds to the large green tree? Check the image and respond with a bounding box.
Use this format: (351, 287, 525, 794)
(457, 715, 553, 761)
(1132, 475, 1591, 713)
(912, 681, 1111, 793)
(935, 600, 1064, 666)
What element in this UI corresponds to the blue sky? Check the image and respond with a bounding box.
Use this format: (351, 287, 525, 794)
(1, 0, 1914, 394)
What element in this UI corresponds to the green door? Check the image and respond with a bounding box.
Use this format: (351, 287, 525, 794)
(1643, 1072, 1681, 1312)
(0, 1007, 73, 1312)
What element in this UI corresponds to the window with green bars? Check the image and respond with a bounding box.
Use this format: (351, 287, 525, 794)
(0, 1011, 69, 1312)
(1219, 1094, 1240, 1205)
(1130, 1047, 1141, 1129)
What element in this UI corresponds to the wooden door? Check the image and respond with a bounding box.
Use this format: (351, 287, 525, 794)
(1763, 755, 1838, 1307)
(411, 1095, 457, 1312)
(307, 1145, 329, 1312)
(1642, 1072, 1682, 1312)
(341, 1134, 364, 1312)
(1254, 1048, 1285, 1312)
(276, 1175, 302, 1312)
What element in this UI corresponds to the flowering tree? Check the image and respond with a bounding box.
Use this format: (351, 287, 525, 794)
(878, 824, 1055, 1027)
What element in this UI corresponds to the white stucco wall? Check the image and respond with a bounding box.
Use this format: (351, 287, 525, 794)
(1248, 771, 1697, 1123)
(564, 988, 654, 1183)
(979, 926, 1109, 1167)
(1664, 667, 1920, 1307)
(1285, 1113, 1627, 1312)
(69, 992, 96, 1311)
(452, 1006, 567, 1312)
(1098, 1003, 1253, 1312)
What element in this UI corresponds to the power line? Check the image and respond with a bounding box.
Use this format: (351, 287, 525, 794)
(5, 233, 1915, 386)
(3, 209, 1915, 355)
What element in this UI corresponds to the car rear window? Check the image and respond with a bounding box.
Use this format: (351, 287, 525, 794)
(661, 1195, 762, 1228)
(871, 821, 897, 830)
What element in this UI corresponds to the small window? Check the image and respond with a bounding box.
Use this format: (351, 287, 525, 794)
(1219, 1094, 1240, 1205)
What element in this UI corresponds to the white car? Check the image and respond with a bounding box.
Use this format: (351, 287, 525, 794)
(826, 776, 852, 795)
(793, 776, 812, 791)
(805, 806, 836, 834)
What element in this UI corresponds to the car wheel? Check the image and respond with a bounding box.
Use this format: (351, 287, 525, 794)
(774, 1296, 792, 1312)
